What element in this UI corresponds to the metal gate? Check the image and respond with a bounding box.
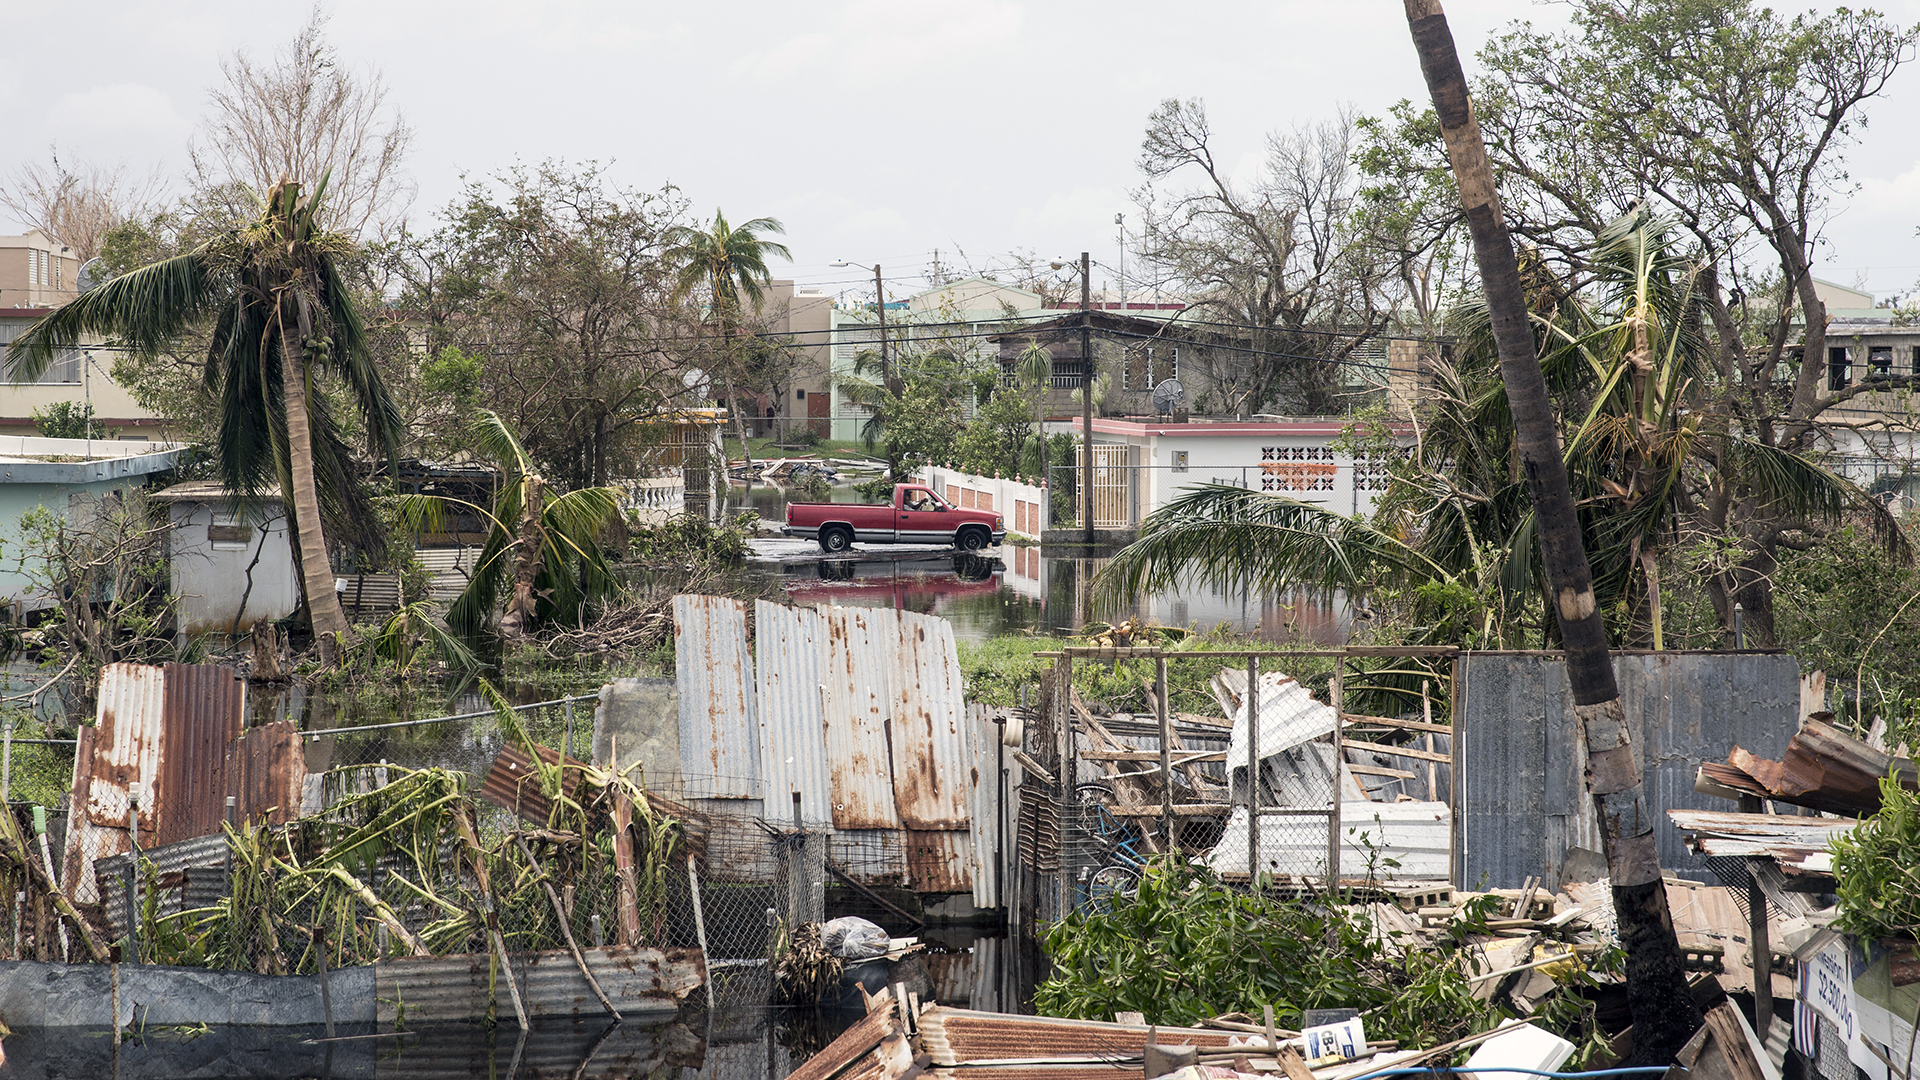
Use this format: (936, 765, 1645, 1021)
(1089, 445, 1135, 528)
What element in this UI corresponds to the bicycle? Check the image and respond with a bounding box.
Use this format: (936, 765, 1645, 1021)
(1075, 782, 1150, 912)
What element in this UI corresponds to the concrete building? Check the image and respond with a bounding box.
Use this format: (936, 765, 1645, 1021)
(0, 230, 82, 309)
(745, 280, 835, 437)
(0, 307, 170, 441)
(151, 481, 297, 638)
(0, 436, 185, 617)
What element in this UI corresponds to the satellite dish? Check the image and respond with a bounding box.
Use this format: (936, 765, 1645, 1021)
(1151, 378, 1186, 417)
(76, 257, 103, 294)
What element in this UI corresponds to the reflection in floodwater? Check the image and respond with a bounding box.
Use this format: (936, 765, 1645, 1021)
(761, 543, 1354, 645)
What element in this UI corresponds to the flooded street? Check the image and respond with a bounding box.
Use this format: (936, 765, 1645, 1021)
(732, 481, 1355, 645)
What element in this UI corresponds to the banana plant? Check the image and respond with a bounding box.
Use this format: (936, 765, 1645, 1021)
(399, 410, 623, 640)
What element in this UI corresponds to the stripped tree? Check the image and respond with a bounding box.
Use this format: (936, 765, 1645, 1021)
(1402, 0, 1700, 1062)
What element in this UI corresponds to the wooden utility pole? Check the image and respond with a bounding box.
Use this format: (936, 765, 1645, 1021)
(874, 263, 897, 395)
(1081, 252, 1094, 544)
(1401, 0, 1701, 1062)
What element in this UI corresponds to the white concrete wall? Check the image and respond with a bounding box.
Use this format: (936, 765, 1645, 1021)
(168, 497, 299, 637)
(917, 466, 1049, 539)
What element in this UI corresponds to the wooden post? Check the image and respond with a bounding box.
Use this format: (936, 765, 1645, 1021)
(612, 790, 641, 947)
(1247, 654, 1260, 882)
(1739, 794, 1773, 1032)
(688, 857, 716, 1011)
(1421, 680, 1438, 800)
(1056, 653, 1073, 921)
(1328, 663, 1343, 889)
(1157, 654, 1172, 849)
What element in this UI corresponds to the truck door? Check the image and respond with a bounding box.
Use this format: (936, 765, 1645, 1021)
(896, 486, 953, 543)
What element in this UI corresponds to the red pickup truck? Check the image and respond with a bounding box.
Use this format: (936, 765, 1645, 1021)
(784, 483, 1005, 553)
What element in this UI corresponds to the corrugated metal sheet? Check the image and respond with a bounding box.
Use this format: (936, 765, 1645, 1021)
(62, 663, 296, 903)
(820, 607, 903, 830)
(966, 705, 1001, 909)
(673, 595, 760, 798)
(157, 664, 246, 846)
(888, 611, 970, 829)
(832, 828, 909, 882)
(754, 600, 832, 826)
(373, 944, 706, 1023)
(96, 832, 230, 934)
(223, 720, 305, 826)
(479, 741, 584, 823)
(376, 1020, 706, 1080)
(916, 1008, 1244, 1066)
(1456, 651, 1802, 889)
(905, 829, 972, 893)
(64, 663, 167, 902)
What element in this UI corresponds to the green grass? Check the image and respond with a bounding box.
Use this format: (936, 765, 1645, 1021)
(956, 625, 1314, 713)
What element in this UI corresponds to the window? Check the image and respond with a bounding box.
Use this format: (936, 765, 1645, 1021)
(208, 514, 254, 549)
(795, 388, 806, 401)
(1870, 347, 1893, 379)
(53, 257, 61, 290)
(1829, 346, 1851, 391)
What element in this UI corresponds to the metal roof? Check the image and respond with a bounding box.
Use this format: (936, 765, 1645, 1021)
(372, 944, 705, 1023)
(672, 595, 760, 798)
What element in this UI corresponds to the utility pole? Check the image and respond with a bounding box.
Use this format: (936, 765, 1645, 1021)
(1115, 214, 1126, 313)
(874, 263, 897, 395)
(1081, 251, 1094, 544)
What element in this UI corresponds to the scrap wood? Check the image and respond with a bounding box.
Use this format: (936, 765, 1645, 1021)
(788, 994, 902, 1080)
(0, 805, 107, 962)
(1143, 679, 1226, 798)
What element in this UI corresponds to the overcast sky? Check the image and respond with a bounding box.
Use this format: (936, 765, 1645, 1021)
(5, 1, 1918, 303)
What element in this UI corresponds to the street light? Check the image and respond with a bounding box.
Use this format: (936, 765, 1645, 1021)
(831, 260, 894, 393)
(1048, 253, 1096, 543)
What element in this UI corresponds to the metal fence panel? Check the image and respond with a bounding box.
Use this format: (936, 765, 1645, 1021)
(820, 607, 903, 830)
(63, 663, 166, 902)
(673, 595, 761, 798)
(888, 611, 970, 829)
(754, 600, 832, 826)
(1456, 651, 1802, 889)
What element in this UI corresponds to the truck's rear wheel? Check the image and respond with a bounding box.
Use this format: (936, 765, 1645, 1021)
(957, 526, 990, 552)
(820, 526, 853, 553)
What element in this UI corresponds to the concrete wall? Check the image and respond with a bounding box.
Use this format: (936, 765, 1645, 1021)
(168, 496, 299, 637)
(0, 477, 171, 611)
(1069, 418, 1390, 521)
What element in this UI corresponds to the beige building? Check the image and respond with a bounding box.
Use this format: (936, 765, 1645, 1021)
(748, 279, 835, 437)
(0, 230, 82, 309)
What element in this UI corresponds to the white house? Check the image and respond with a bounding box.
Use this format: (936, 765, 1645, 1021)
(152, 481, 298, 638)
(0, 436, 185, 618)
(1065, 416, 1398, 529)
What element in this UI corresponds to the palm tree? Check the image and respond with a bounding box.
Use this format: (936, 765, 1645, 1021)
(400, 411, 622, 641)
(5, 175, 401, 662)
(663, 211, 792, 466)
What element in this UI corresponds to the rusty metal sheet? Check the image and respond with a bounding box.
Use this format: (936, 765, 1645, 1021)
(755, 600, 833, 827)
(966, 705, 1001, 909)
(820, 607, 903, 830)
(673, 595, 760, 798)
(223, 720, 306, 827)
(904, 829, 972, 893)
(887, 611, 969, 829)
(63, 662, 166, 902)
(478, 741, 584, 824)
(155, 663, 246, 846)
(373, 944, 706, 1023)
(916, 1007, 1243, 1066)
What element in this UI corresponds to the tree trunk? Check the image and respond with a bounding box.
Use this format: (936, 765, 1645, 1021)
(1403, 1, 1702, 1062)
(278, 286, 353, 665)
(497, 475, 545, 643)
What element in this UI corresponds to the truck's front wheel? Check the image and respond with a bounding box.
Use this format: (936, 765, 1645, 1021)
(819, 526, 853, 553)
(957, 526, 990, 552)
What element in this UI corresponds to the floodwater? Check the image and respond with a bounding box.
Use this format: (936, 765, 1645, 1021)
(733, 480, 1354, 645)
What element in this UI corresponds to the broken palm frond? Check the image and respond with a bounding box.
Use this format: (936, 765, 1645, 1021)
(776, 920, 846, 1004)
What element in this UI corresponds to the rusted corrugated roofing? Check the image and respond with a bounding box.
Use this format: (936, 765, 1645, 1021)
(63, 663, 301, 903)
(673, 595, 761, 798)
(821, 607, 904, 831)
(965, 705, 1002, 909)
(755, 600, 833, 826)
(155, 664, 246, 846)
(888, 611, 970, 829)
(372, 944, 705, 1023)
(916, 1007, 1242, 1066)
(904, 829, 972, 893)
(479, 741, 584, 823)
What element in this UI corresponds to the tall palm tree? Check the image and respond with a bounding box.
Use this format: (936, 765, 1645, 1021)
(399, 411, 622, 641)
(5, 175, 401, 661)
(663, 211, 791, 466)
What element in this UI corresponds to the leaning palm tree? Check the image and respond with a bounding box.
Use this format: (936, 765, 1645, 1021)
(5, 174, 401, 662)
(662, 210, 792, 465)
(399, 411, 622, 641)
